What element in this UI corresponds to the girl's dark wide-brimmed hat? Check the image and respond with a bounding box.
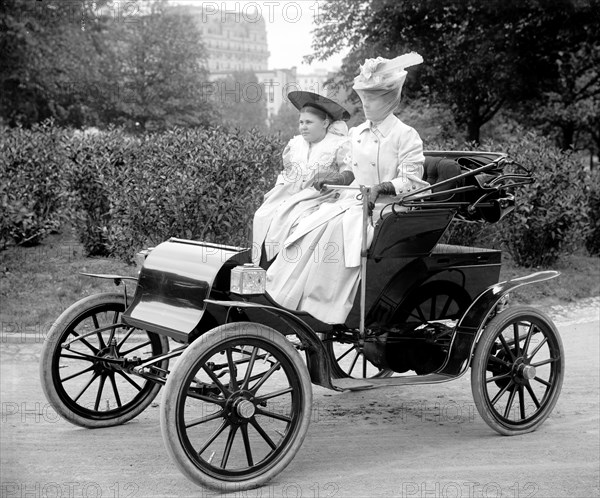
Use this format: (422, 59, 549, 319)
(288, 91, 350, 121)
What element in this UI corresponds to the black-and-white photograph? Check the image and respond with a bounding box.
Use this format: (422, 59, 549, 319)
(1, 1, 599, 496)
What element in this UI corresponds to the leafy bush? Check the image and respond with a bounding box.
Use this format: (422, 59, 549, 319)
(66, 129, 135, 256)
(428, 132, 590, 267)
(585, 169, 600, 256)
(69, 127, 283, 261)
(0, 121, 70, 248)
(495, 133, 589, 267)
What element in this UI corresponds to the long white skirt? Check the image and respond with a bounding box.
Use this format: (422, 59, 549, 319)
(266, 194, 375, 324)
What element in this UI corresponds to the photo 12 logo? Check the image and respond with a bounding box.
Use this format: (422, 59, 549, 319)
(199, 1, 323, 24)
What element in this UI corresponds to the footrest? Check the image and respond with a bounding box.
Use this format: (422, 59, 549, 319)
(331, 378, 374, 391)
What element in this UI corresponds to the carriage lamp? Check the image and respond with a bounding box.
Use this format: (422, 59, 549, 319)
(230, 264, 266, 295)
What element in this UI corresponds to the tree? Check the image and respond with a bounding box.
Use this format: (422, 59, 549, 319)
(308, 0, 599, 144)
(99, 0, 214, 131)
(211, 71, 268, 132)
(0, 0, 107, 126)
(268, 100, 299, 142)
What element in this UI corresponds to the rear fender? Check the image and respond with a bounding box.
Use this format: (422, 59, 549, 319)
(204, 299, 337, 391)
(438, 271, 560, 376)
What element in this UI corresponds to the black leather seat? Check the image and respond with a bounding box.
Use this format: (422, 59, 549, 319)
(422, 156, 464, 201)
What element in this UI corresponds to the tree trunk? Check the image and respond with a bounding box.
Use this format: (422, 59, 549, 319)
(466, 119, 481, 144)
(560, 122, 575, 151)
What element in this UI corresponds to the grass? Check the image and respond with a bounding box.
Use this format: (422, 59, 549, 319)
(1, 228, 598, 335)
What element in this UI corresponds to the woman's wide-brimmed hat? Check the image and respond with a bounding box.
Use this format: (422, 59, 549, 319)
(288, 91, 351, 121)
(353, 52, 423, 91)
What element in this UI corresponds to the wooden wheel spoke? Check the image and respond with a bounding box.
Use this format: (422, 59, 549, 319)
(498, 334, 516, 361)
(120, 340, 152, 356)
(92, 315, 106, 349)
(250, 418, 277, 450)
(255, 387, 293, 402)
(486, 372, 511, 383)
(186, 390, 226, 406)
(73, 372, 100, 402)
(522, 323, 535, 356)
(487, 355, 511, 369)
(530, 357, 559, 368)
(335, 345, 355, 363)
(533, 376, 551, 387)
(242, 347, 258, 390)
(255, 407, 292, 423)
(518, 385, 526, 420)
(115, 370, 142, 391)
(527, 336, 548, 361)
(61, 365, 95, 382)
(429, 296, 437, 320)
(525, 382, 541, 409)
(240, 424, 254, 467)
(490, 379, 514, 406)
(94, 374, 107, 411)
(415, 304, 427, 322)
(186, 410, 225, 429)
(226, 348, 239, 391)
(439, 295, 453, 319)
(221, 425, 238, 467)
(503, 386, 517, 418)
(202, 364, 231, 397)
(109, 373, 122, 408)
(347, 350, 360, 376)
(69, 331, 99, 354)
(60, 352, 96, 362)
(197, 420, 229, 457)
(250, 360, 281, 394)
(513, 323, 520, 357)
(117, 327, 136, 349)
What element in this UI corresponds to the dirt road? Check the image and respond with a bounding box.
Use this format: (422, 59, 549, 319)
(1, 301, 598, 498)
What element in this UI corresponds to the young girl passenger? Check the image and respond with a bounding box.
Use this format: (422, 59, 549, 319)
(252, 91, 352, 265)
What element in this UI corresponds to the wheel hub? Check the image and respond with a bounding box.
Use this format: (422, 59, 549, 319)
(234, 399, 256, 419)
(518, 363, 536, 380)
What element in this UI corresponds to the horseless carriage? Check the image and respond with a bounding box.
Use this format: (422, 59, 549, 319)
(40, 151, 565, 492)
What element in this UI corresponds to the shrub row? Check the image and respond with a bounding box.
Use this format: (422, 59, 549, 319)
(0, 122, 71, 247)
(67, 126, 283, 261)
(435, 132, 593, 267)
(0, 122, 596, 267)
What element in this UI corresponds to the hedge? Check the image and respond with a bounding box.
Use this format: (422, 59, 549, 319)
(67, 126, 283, 261)
(0, 122, 596, 268)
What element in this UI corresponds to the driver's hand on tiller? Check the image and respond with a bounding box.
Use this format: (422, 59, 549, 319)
(368, 181, 395, 210)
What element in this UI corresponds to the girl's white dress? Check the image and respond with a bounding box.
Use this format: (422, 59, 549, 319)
(252, 124, 351, 264)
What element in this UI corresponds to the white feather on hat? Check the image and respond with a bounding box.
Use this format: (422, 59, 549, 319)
(353, 52, 423, 91)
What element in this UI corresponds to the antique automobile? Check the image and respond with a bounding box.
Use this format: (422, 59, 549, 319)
(40, 151, 564, 492)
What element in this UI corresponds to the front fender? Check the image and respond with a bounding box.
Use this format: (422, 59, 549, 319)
(204, 299, 338, 391)
(121, 238, 249, 342)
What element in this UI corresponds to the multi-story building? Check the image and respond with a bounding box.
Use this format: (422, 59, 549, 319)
(172, 4, 269, 74)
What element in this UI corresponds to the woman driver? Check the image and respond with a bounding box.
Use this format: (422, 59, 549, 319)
(265, 53, 429, 324)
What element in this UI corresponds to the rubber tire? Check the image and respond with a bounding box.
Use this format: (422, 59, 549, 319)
(471, 306, 564, 436)
(161, 322, 312, 492)
(40, 292, 168, 428)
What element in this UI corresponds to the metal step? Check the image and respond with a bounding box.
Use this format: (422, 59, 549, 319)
(330, 378, 375, 391)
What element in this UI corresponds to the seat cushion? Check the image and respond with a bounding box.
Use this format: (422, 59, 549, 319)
(422, 156, 464, 201)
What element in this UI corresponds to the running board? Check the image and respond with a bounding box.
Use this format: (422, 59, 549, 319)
(331, 372, 458, 391)
(330, 378, 375, 391)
